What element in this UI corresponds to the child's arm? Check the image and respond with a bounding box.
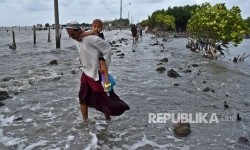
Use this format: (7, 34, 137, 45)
(99, 60, 109, 84)
(78, 31, 97, 41)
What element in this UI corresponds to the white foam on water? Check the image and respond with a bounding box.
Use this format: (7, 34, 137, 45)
(2, 68, 62, 93)
(29, 102, 41, 111)
(24, 118, 33, 122)
(40, 111, 56, 120)
(32, 122, 38, 127)
(1, 106, 11, 112)
(23, 140, 48, 150)
(0, 129, 27, 147)
(84, 132, 99, 150)
(62, 135, 75, 150)
(126, 134, 173, 150)
(166, 135, 184, 142)
(64, 143, 70, 150)
(66, 135, 75, 142)
(0, 115, 15, 126)
(109, 131, 128, 142)
(176, 145, 191, 150)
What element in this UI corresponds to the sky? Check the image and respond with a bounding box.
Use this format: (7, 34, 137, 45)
(0, 0, 250, 27)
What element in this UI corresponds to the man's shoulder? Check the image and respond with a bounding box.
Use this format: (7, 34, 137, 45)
(83, 35, 98, 42)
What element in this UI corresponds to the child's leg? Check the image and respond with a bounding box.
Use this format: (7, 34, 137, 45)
(104, 114, 111, 120)
(80, 103, 88, 121)
(99, 60, 109, 83)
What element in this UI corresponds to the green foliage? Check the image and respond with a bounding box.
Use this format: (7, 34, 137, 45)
(141, 5, 198, 32)
(187, 2, 247, 46)
(140, 19, 149, 27)
(165, 5, 198, 32)
(155, 14, 175, 31)
(244, 17, 250, 34)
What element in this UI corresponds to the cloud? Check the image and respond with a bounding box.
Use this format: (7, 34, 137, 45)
(0, 0, 250, 26)
(24, 1, 53, 11)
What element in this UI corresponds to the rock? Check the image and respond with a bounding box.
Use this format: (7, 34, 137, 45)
(115, 50, 121, 53)
(167, 69, 181, 78)
(226, 94, 229, 97)
(224, 101, 229, 108)
(0, 91, 10, 101)
(2, 77, 14, 82)
(174, 122, 191, 137)
(160, 58, 168, 62)
(203, 87, 210, 92)
(173, 83, 180, 86)
(238, 137, 249, 144)
(71, 70, 77, 74)
(114, 45, 121, 47)
(156, 67, 166, 72)
(111, 47, 117, 50)
(162, 37, 168, 42)
(211, 89, 215, 93)
(117, 53, 125, 57)
(132, 50, 135, 52)
(233, 57, 237, 63)
(203, 81, 207, 83)
(14, 117, 23, 121)
(0, 101, 5, 106)
(183, 69, 192, 73)
(192, 64, 199, 67)
(151, 43, 158, 46)
(53, 77, 60, 81)
(50, 60, 58, 65)
(237, 113, 241, 121)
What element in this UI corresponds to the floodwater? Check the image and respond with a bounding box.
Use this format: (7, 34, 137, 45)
(0, 28, 250, 150)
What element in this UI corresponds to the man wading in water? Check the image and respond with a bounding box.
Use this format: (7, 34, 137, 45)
(66, 20, 129, 122)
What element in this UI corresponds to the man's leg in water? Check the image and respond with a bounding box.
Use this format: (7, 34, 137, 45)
(80, 103, 88, 121)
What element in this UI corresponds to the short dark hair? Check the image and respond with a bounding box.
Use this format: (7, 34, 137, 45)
(92, 19, 103, 27)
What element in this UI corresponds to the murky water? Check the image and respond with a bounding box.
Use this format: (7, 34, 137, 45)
(0, 28, 250, 150)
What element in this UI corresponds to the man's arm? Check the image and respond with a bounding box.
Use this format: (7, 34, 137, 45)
(78, 31, 97, 41)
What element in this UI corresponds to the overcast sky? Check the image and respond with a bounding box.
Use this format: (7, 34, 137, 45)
(0, 0, 249, 27)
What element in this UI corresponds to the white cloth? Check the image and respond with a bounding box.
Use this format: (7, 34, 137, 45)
(76, 35, 111, 81)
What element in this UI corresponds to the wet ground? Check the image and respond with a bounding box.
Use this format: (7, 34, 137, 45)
(0, 28, 250, 150)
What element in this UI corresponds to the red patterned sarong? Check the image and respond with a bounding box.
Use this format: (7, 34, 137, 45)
(78, 72, 130, 116)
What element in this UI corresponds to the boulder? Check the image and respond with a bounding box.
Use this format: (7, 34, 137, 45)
(50, 60, 58, 65)
(0, 101, 5, 106)
(192, 64, 199, 67)
(160, 58, 168, 62)
(173, 83, 180, 86)
(156, 67, 166, 72)
(224, 101, 229, 108)
(117, 53, 125, 57)
(2, 77, 14, 82)
(167, 69, 181, 78)
(203, 87, 210, 92)
(183, 69, 192, 73)
(0, 91, 10, 101)
(174, 122, 191, 137)
(238, 137, 249, 145)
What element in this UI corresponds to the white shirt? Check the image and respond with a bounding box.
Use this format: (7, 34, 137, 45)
(76, 35, 111, 81)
